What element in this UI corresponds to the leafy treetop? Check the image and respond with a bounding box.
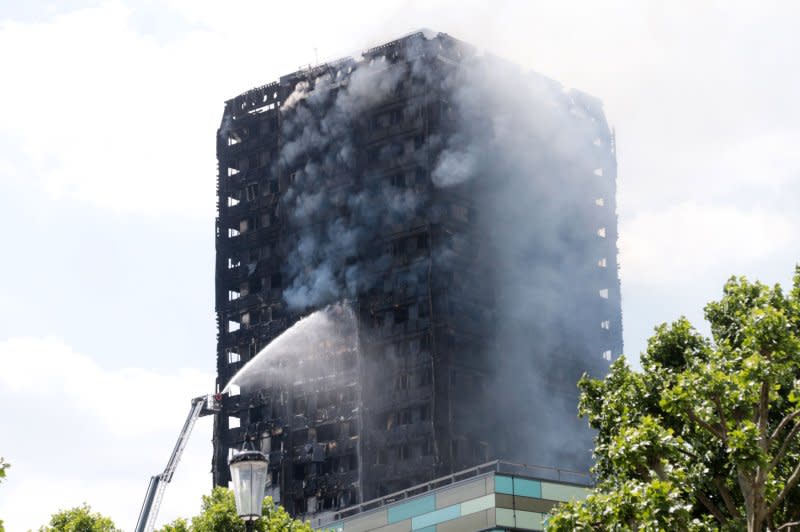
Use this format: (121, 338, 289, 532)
(38, 504, 121, 532)
(547, 267, 800, 532)
(0, 457, 7, 532)
(157, 487, 314, 532)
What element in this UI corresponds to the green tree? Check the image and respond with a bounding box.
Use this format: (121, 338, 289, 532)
(38, 504, 120, 532)
(548, 267, 800, 532)
(0, 457, 8, 532)
(157, 487, 313, 532)
(0, 457, 8, 483)
(158, 517, 190, 532)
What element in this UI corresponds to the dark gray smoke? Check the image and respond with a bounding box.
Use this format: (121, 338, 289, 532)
(278, 55, 421, 311)
(273, 34, 619, 473)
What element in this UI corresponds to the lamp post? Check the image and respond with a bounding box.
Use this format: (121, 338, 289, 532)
(229, 449, 269, 531)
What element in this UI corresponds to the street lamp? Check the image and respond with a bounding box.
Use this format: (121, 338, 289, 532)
(229, 449, 269, 531)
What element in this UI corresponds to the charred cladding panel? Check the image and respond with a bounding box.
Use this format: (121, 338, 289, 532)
(213, 31, 623, 519)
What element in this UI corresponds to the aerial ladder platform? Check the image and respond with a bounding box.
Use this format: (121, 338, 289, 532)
(134, 394, 221, 532)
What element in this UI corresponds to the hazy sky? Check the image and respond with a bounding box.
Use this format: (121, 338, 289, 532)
(1, 1, 798, 530)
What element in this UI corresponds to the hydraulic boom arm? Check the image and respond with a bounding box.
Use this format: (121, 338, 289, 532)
(134, 394, 220, 532)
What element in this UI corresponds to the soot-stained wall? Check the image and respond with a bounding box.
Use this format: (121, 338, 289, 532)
(213, 30, 622, 518)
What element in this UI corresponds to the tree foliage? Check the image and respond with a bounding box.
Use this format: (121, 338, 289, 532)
(548, 267, 800, 532)
(38, 504, 121, 532)
(158, 517, 190, 532)
(157, 487, 314, 532)
(0, 457, 7, 532)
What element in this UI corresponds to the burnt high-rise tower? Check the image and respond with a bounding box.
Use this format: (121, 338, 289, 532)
(213, 31, 622, 520)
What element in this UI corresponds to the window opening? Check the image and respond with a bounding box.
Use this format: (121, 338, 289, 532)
(246, 183, 259, 201)
(227, 350, 241, 364)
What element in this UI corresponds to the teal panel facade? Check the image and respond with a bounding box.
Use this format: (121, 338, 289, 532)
(387, 495, 436, 523)
(495, 475, 514, 495)
(513, 478, 542, 498)
(497, 475, 542, 498)
(411, 504, 460, 529)
(319, 466, 591, 531)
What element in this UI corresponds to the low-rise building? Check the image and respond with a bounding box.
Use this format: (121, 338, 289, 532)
(313, 461, 589, 532)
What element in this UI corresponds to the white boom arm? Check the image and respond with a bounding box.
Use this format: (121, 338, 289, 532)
(135, 395, 217, 532)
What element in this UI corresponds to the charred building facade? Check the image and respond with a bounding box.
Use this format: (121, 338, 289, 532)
(213, 31, 622, 520)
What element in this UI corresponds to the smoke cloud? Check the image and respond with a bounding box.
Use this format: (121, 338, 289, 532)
(270, 33, 619, 472)
(431, 56, 618, 469)
(278, 55, 423, 311)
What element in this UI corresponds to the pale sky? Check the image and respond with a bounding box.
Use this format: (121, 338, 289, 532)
(0, 1, 798, 530)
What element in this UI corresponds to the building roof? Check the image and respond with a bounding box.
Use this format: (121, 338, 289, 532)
(313, 460, 591, 531)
